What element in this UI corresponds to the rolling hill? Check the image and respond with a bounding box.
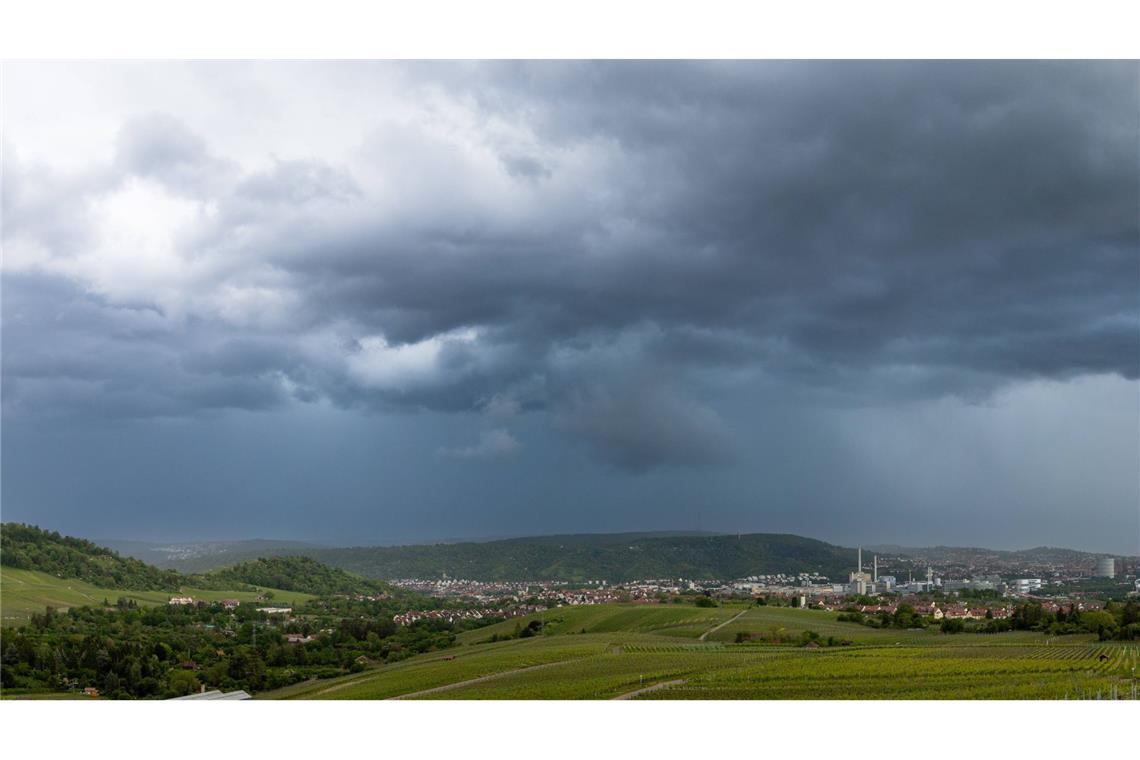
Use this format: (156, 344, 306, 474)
(299, 532, 859, 582)
(100, 530, 860, 582)
(203, 555, 391, 596)
(97, 537, 322, 573)
(1, 523, 184, 591)
(0, 524, 389, 622)
(0, 567, 316, 624)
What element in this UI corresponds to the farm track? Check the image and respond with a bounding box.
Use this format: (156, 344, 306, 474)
(612, 679, 685, 700)
(700, 609, 746, 641)
(387, 659, 585, 700)
(253, 605, 1139, 701)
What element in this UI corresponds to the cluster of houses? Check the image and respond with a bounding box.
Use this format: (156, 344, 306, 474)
(812, 597, 1103, 619)
(167, 596, 242, 610)
(284, 633, 315, 644)
(837, 601, 1004, 620)
(335, 593, 391, 602)
(392, 605, 545, 626)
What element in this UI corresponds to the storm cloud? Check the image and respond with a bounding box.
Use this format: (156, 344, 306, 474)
(2, 61, 1137, 550)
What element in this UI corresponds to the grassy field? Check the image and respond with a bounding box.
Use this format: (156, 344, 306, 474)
(260, 604, 1140, 700)
(0, 567, 316, 625)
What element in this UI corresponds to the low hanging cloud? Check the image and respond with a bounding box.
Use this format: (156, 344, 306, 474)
(437, 429, 521, 461)
(2, 61, 1137, 473)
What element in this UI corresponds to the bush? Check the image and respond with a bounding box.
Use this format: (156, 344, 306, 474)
(941, 618, 965, 634)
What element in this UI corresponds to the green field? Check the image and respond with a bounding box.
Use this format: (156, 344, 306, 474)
(454, 603, 740, 644)
(260, 604, 1140, 700)
(0, 567, 316, 625)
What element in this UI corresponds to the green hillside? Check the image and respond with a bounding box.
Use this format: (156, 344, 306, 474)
(260, 603, 1137, 700)
(203, 555, 390, 596)
(302, 532, 857, 582)
(0, 567, 315, 625)
(0, 524, 365, 623)
(1, 523, 183, 591)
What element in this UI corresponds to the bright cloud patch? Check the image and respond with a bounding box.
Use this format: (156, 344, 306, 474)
(438, 428, 521, 460)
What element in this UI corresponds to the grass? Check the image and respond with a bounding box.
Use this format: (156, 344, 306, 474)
(0, 567, 316, 625)
(258, 604, 1140, 700)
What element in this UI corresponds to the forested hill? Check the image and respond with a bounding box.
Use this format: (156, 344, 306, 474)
(1, 523, 184, 591)
(1, 523, 391, 597)
(5, 523, 859, 584)
(202, 556, 390, 596)
(303, 533, 858, 582)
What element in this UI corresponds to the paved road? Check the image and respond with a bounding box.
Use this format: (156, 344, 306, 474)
(699, 608, 747, 641)
(612, 679, 686, 700)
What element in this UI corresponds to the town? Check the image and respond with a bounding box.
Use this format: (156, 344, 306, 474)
(378, 550, 1138, 627)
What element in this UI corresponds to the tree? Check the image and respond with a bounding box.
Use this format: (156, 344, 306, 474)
(1081, 610, 1118, 640)
(166, 669, 200, 697)
(1121, 601, 1139, 626)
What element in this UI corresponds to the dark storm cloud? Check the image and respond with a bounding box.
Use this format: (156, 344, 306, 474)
(554, 382, 735, 472)
(3, 61, 1137, 472)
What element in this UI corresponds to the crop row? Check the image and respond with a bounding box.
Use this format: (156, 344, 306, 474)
(638, 672, 1129, 700)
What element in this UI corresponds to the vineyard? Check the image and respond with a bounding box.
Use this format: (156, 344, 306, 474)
(261, 605, 1140, 700)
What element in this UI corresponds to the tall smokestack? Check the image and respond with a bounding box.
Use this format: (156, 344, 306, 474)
(858, 547, 862, 574)
(873, 555, 878, 582)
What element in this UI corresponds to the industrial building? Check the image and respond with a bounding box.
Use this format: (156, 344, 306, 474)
(1095, 557, 1116, 578)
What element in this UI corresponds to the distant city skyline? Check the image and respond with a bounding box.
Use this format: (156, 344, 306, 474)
(3, 61, 1137, 555)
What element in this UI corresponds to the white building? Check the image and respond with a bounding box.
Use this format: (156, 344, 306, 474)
(1010, 578, 1043, 593)
(846, 548, 876, 596)
(1095, 558, 1115, 578)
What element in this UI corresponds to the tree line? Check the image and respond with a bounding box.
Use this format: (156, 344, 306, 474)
(1, 595, 498, 699)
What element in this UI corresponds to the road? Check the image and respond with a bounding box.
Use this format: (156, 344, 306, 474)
(699, 608, 747, 641)
(612, 679, 686, 700)
(387, 659, 579, 700)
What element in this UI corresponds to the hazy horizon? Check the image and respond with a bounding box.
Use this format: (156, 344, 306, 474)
(48, 526, 1140, 558)
(3, 61, 1138, 555)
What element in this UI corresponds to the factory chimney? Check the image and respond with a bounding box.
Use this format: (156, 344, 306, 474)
(873, 555, 878, 583)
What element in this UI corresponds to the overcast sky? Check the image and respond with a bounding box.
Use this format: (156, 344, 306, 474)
(2, 61, 1137, 553)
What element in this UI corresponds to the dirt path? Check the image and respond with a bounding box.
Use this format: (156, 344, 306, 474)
(699, 609, 746, 641)
(612, 679, 685, 700)
(303, 652, 478, 697)
(309, 671, 390, 697)
(386, 660, 577, 700)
